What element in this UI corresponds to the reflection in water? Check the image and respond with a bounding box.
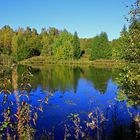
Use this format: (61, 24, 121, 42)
(0, 65, 139, 139)
(18, 65, 117, 94)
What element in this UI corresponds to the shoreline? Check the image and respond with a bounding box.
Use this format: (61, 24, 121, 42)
(19, 56, 123, 68)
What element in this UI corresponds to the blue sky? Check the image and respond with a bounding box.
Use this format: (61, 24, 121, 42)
(0, 0, 133, 40)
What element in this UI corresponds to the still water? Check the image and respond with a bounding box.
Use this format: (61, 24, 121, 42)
(0, 65, 139, 140)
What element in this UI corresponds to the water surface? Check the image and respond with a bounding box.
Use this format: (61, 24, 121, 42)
(0, 65, 139, 140)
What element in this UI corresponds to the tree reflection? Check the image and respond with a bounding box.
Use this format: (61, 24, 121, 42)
(83, 67, 115, 93)
(17, 65, 115, 94)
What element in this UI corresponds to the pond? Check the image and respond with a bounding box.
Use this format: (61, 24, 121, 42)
(0, 65, 140, 140)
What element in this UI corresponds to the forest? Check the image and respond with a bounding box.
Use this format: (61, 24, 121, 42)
(0, 24, 130, 62)
(0, 1, 139, 64)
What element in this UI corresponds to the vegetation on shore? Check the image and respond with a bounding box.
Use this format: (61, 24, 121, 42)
(0, 1, 139, 65)
(0, 4, 140, 67)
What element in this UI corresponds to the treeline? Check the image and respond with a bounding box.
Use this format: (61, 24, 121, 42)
(80, 27, 127, 61)
(0, 0, 139, 63)
(0, 27, 81, 61)
(81, 1, 140, 63)
(81, 19, 140, 63)
(0, 26, 116, 62)
(80, 32, 112, 60)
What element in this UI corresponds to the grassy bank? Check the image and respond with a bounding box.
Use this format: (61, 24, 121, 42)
(19, 56, 123, 68)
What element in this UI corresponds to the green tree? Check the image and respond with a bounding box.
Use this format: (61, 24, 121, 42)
(52, 30, 74, 60)
(12, 29, 31, 61)
(89, 32, 111, 60)
(0, 26, 14, 55)
(29, 28, 41, 56)
(111, 25, 128, 61)
(121, 1, 140, 63)
(117, 0, 140, 107)
(41, 35, 54, 56)
(110, 39, 121, 60)
(89, 35, 100, 60)
(80, 38, 93, 56)
(73, 32, 81, 59)
(40, 27, 60, 56)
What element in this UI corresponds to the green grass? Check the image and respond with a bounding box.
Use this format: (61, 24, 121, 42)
(19, 56, 123, 68)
